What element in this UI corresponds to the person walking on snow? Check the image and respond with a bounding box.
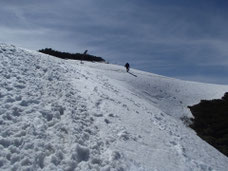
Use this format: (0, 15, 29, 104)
(125, 63, 130, 72)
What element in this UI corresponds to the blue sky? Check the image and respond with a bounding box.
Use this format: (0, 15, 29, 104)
(1, 0, 228, 84)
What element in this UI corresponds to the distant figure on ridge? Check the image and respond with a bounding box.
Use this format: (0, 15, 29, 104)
(125, 63, 130, 72)
(81, 50, 88, 64)
(83, 50, 88, 55)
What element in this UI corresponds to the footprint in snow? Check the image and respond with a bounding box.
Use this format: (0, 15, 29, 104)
(13, 83, 26, 89)
(104, 118, 110, 124)
(93, 87, 98, 92)
(93, 113, 103, 117)
(154, 115, 163, 121)
(117, 130, 138, 141)
(108, 113, 118, 118)
(95, 99, 102, 108)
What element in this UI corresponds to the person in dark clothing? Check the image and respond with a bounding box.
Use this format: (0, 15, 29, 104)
(125, 63, 130, 72)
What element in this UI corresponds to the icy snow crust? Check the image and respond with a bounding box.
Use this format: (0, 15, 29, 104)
(0, 43, 228, 170)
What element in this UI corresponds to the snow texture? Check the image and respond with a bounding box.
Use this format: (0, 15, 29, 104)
(0, 43, 228, 171)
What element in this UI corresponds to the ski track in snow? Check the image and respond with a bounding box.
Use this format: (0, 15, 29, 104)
(0, 44, 228, 171)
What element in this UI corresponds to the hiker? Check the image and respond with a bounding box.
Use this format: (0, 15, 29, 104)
(81, 50, 88, 64)
(125, 63, 130, 72)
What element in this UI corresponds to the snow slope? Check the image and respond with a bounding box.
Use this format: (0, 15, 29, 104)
(0, 43, 228, 171)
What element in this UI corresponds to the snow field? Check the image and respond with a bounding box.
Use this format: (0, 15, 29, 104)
(0, 43, 228, 171)
(0, 44, 128, 170)
(68, 60, 228, 170)
(68, 61, 228, 170)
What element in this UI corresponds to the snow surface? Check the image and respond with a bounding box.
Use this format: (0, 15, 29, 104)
(0, 43, 228, 171)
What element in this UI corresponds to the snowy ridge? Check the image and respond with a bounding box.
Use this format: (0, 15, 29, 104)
(0, 43, 228, 170)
